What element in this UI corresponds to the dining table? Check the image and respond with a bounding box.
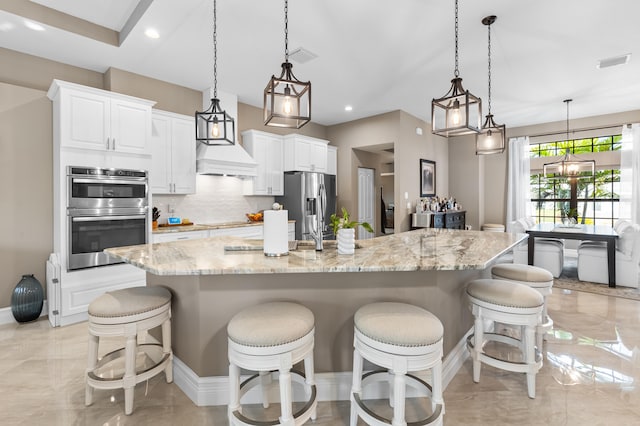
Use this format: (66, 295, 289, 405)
(525, 223, 619, 288)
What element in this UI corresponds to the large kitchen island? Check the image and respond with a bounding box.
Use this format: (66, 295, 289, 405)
(106, 228, 525, 405)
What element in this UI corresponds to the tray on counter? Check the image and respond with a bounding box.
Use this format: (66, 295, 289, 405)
(158, 222, 194, 227)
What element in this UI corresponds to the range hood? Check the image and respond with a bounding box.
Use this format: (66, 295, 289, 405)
(196, 143, 258, 177)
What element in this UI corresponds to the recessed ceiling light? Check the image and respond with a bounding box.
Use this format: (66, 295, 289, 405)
(597, 53, 631, 69)
(345, 105, 353, 111)
(145, 28, 160, 39)
(24, 20, 45, 31)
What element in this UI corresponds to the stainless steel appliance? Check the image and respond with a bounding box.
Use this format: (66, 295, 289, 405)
(275, 172, 337, 241)
(66, 166, 148, 270)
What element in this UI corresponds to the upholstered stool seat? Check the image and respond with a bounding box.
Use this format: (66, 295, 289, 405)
(85, 286, 173, 415)
(492, 263, 554, 348)
(466, 279, 544, 398)
(227, 302, 317, 426)
(351, 302, 444, 426)
(482, 223, 505, 232)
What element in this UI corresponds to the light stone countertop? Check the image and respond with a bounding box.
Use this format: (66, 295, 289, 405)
(152, 220, 295, 234)
(106, 228, 526, 276)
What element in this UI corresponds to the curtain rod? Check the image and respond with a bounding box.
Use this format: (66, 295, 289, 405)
(526, 123, 631, 139)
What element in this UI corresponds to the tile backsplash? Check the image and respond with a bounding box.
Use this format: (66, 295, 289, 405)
(152, 175, 274, 224)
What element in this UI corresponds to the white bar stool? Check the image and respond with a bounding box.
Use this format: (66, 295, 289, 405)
(350, 302, 444, 426)
(85, 286, 173, 415)
(491, 263, 554, 348)
(227, 302, 317, 426)
(466, 279, 543, 398)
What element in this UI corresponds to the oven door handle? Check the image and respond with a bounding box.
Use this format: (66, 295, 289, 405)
(71, 178, 146, 185)
(72, 215, 146, 222)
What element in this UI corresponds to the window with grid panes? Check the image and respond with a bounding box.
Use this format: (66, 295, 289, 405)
(529, 135, 621, 226)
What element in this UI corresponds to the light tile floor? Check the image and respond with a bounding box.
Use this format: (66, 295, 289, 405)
(1, 286, 639, 425)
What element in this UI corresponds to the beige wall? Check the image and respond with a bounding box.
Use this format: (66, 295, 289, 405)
(0, 83, 53, 306)
(237, 102, 328, 142)
(327, 111, 449, 234)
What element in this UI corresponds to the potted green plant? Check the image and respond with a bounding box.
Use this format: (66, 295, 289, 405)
(329, 207, 374, 254)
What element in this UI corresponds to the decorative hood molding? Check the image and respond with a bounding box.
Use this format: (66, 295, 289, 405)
(196, 143, 258, 177)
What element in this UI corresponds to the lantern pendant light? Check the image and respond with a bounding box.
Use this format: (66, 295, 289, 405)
(263, 0, 311, 128)
(476, 15, 506, 155)
(543, 99, 595, 179)
(432, 0, 482, 137)
(195, 0, 236, 145)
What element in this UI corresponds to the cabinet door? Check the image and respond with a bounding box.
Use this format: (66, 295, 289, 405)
(170, 117, 196, 194)
(251, 137, 270, 195)
(150, 115, 172, 193)
(267, 137, 284, 195)
(326, 146, 337, 175)
(111, 99, 150, 154)
(153, 230, 208, 243)
(62, 90, 110, 151)
(293, 138, 313, 171)
(310, 141, 327, 172)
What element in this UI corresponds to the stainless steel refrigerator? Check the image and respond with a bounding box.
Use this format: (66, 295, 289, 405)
(276, 171, 337, 241)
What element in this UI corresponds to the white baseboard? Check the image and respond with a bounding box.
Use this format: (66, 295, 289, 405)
(173, 328, 472, 407)
(0, 301, 49, 325)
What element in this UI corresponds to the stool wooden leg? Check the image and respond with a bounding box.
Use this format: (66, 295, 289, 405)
(391, 371, 407, 426)
(304, 352, 317, 420)
(278, 368, 294, 426)
(350, 348, 363, 426)
(162, 317, 173, 383)
(388, 370, 395, 408)
(228, 362, 241, 421)
(85, 332, 98, 406)
(525, 325, 537, 399)
(123, 333, 137, 415)
(259, 371, 271, 408)
(432, 360, 444, 414)
(472, 314, 484, 383)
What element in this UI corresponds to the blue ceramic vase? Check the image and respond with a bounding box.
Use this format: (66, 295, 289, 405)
(11, 274, 44, 323)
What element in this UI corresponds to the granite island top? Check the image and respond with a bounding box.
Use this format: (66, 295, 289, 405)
(152, 220, 295, 234)
(106, 228, 525, 276)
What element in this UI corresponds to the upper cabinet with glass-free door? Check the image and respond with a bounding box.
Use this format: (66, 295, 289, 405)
(48, 80, 154, 155)
(283, 134, 328, 173)
(242, 130, 284, 196)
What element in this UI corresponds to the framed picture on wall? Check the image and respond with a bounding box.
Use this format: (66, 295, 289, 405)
(420, 159, 436, 197)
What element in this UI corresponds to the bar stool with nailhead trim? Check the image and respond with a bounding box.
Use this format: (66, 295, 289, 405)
(227, 302, 317, 426)
(85, 286, 173, 415)
(491, 263, 554, 348)
(466, 279, 544, 398)
(350, 302, 444, 426)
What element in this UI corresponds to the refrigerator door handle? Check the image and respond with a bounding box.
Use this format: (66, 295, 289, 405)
(319, 183, 326, 227)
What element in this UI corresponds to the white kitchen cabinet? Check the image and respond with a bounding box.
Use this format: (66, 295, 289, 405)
(151, 110, 196, 194)
(242, 130, 284, 196)
(152, 230, 209, 243)
(48, 80, 153, 155)
(326, 145, 337, 175)
(210, 225, 264, 239)
(283, 134, 329, 173)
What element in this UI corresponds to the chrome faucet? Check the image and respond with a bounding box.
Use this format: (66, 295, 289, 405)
(308, 184, 326, 251)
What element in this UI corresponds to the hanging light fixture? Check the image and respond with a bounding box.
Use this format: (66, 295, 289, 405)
(476, 15, 506, 155)
(195, 0, 235, 145)
(543, 99, 595, 178)
(263, 0, 311, 128)
(432, 0, 482, 137)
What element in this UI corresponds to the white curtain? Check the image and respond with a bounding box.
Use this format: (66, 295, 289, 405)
(506, 136, 531, 231)
(620, 123, 640, 224)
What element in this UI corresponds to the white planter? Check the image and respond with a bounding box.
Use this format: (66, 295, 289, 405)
(337, 228, 355, 255)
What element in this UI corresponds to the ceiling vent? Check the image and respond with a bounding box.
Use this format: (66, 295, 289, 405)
(289, 47, 318, 64)
(597, 53, 631, 69)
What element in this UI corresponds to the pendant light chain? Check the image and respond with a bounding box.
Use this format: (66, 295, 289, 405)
(565, 99, 571, 145)
(284, 0, 289, 62)
(454, 0, 459, 77)
(213, 0, 218, 98)
(487, 18, 491, 115)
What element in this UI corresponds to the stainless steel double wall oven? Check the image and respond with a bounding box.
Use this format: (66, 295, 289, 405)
(67, 166, 149, 271)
